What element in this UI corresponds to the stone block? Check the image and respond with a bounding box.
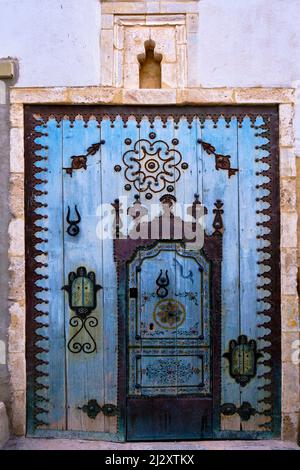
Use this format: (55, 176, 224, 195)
(0, 402, 9, 449)
(10, 128, 24, 173)
(11, 391, 26, 436)
(234, 88, 294, 104)
(281, 212, 297, 248)
(160, 1, 199, 14)
(151, 27, 176, 63)
(280, 104, 294, 147)
(8, 302, 25, 353)
(145, 14, 185, 26)
(114, 49, 123, 88)
(117, 15, 147, 27)
(282, 331, 300, 362)
(9, 352, 26, 391)
(10, 87, 67, 104)
(175, 25, 186, 45)
(186, 13, 199, 33)
(100, 29, 114, 86)
(161, 63, 177, 88)
(114, 23, 124, 50)
(282, 362, 300, 413)
(124, 27, 150, 64)
(8, 218, 25, 257)
(146, 1, 160, 14)
(294, 101, 300, 156)
(122, 88, 176, 104)
(10, 104, 23, 129)
(10, 173, 24, 219)
(281, 178, 297, 212)
(8, 257, 25, 303)
(282, 295, 300, 331)
(282, 412, 300, 442)
(187, 32, 201, 87)
(177, 88, 234, 104)
(280, 148, 296, 177)
(124, 63, 140, 89)
(281, 248, 298, 296)
(176, 45, 187, 88)
(101, 14, 114, 30)
(67, 87, 122, 104)
(102, 2, 146, 15)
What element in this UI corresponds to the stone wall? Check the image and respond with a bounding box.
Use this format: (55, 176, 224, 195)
(0, 60, 18, 435)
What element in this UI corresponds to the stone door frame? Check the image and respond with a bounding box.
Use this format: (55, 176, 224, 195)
(8, 86, 298, 441)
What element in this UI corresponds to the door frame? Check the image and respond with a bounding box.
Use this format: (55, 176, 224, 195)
(9, 89, 296, 441)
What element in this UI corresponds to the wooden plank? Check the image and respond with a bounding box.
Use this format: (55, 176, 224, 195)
(33, 118, 66, 430)
(238, 115, 271, 431)
(174, 117, 203, 394)
(201, 116, 240, 432)
(100, 115, 135, 433)
(62, 116, 104, 432)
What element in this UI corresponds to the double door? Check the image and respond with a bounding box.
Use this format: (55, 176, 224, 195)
(25, 105, 280, 440)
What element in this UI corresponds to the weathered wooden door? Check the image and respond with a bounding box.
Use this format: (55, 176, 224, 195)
(25, 106, 280, 441)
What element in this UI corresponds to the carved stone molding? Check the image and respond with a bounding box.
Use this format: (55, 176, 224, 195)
(100, 2, 200, 88)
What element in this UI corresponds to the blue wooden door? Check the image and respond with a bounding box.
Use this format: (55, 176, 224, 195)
(125, 242, 215, 439)
(25, 106, 280, 440)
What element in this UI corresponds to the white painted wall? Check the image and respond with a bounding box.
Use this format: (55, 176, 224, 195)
(198, 0, 300, 88)
(0, 0, 101, 87)
(0, 0, 300, 88)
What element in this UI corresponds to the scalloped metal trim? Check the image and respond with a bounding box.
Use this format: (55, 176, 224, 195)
(25, 111, 50, 429)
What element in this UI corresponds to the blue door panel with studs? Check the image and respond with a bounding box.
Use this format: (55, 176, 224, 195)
(25, 106, 280, 440)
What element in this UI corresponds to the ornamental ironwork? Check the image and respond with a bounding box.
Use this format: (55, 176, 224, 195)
(223, 335, 262, 386)
(198, 139, 238, 178)
(220, 402, 256, 421)
(78, 399, 118, 419)
(62, 267, 102, 354)
(66, 205, 81, 237)
(114, 135, 188, 196)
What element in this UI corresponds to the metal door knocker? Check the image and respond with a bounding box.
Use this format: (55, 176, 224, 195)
(78, 399, 118, 419)
(66, 205, 81, 236)
(156, 270, 169, 298)
(62, 267, 102, 354)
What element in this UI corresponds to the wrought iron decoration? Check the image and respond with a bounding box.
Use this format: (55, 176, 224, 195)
(198, 139, 238, 178)
(66, 205, 81, 236)
(156, 270, 169, 298)
(114, 134, 189, 197)
(78, 400, 118, 419)
(223, 335, 263, 386)
(62, 267, 102, 353)
(212, 200, 224, 235)
(220, 402, 256, 421)
(63, 140, 105, 176)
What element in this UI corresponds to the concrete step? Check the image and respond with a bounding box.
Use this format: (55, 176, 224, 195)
(3, 437, 300, 451)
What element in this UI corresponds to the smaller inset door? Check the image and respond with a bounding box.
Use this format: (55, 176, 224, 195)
(125, 242, 220, 441)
